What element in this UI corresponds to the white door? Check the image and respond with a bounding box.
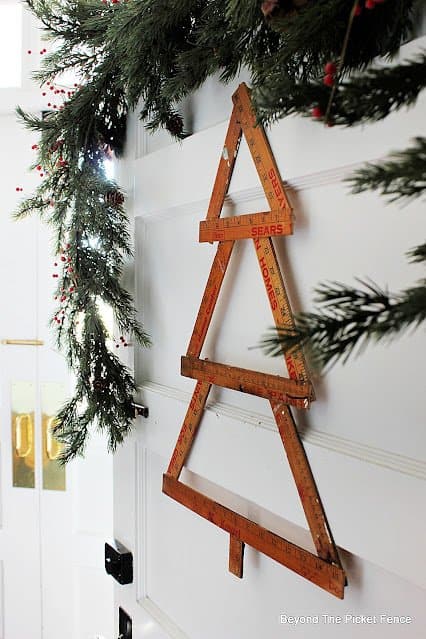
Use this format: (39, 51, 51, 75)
(0, 105, 114, 639)
(114, 38, 426, 639)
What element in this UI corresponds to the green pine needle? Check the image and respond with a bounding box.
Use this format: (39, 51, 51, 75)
(347, 136, 426, 203)
(260, 276, 426, 370)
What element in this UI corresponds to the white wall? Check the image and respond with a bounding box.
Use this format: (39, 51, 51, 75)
(115, 35, 426, 639)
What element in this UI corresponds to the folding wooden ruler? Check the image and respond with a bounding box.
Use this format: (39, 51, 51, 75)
(163, 83, 346, 598)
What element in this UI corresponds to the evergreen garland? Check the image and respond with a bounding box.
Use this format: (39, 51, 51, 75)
(348, 136, 426, 203)
(17, 0, 425, 458)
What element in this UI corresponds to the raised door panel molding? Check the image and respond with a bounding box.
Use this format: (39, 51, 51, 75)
(140, 381, 426, 481)
(137, 386, 426, 590)
(135, 445, 426, 639)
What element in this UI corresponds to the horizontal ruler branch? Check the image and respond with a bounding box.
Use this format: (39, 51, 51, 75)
(181, 356, 313, 409)
(163, 474, 345, 599)
(199, 209, 293, 243)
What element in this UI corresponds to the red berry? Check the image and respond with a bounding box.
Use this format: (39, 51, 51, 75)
(354, 3, 362, 15)
(39, 173, 44, 177)
(65, 243, 70, 249)
(27, 50, 31, 54)
(54, 262, 58, 266)
(324, 62, 337, 75)
(69, 287, 75, 293)
(311, 106, 323, 119)
(16, 187, 20, 191)
(50, 86, 54, 90)
(47, 103, 51, 107)
(365, 0, 375, 8)
(323, 74, 334, 87)
(42, 92, 46, 96)
(36, 165, 42, 170)
(67, 267, 73, 273)
(60, 256, 66, 262)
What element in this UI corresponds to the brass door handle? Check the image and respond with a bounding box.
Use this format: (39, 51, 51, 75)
(15, 414, 33, 458)
(45, 417, 62, 461)
(2, 339, 44, 346)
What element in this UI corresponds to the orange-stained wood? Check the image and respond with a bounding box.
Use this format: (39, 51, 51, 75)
(181, 356, 313, 409)
(272, 401, 342, 566)
(186, 240, 234, 358)
(229, 535, 245, 579)
(206, 105, 242, 220)
(163, 474, 345, 599)
(167, 380, 211, 479)
(199, 209, 293, 243)
(233, 83, 292, 215)
(253, 235, 311, 387)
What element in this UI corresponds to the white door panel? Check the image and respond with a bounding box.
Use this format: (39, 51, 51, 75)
(0, 107, 113, 638)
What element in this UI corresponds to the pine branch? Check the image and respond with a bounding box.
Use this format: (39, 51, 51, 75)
(347, 136, 426, 203)
(260, 276, 426, 370)
(254, 50, 426, 125)
(53, 303, 137, 463)
(408, 242, 426, 263)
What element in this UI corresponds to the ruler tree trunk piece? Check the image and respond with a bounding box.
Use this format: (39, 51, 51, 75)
(163, 474, 345, 599)
(229, 535, 245, 579)
(272, 401, 342, 567)
(167, 380, 211, 479)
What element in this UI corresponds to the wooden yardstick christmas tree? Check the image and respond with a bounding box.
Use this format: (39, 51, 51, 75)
(163, 83, 346, 598)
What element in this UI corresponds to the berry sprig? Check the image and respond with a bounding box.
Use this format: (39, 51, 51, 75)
(114, 335, 129, 348)
(311, 0, 388, 125)
(323, 61, 337, 88)
(52, 243, 78, 330)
